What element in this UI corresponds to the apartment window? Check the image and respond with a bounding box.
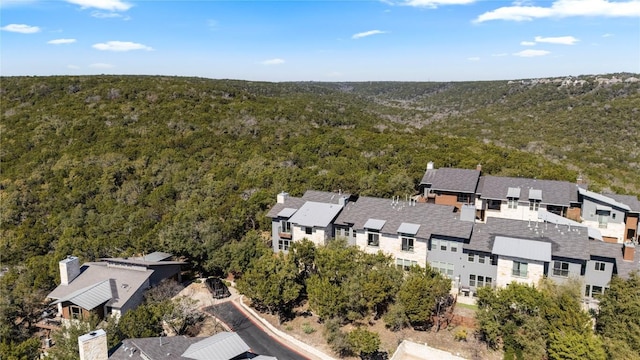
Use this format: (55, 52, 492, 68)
(592, 286, 604, 297)
(278, 239, 291, 251)
(70, 306, 82, 320)
(485, 277, 493, 288)
(469, 274, 493, 288)
(440, 240, 448, 251)
(488, 200, 501, 210)
(478, 255, 486, 264)
(508, 198, 518, 209)
(512, 261, 528, 277)
(367, 231, 379, 247)
(469, 274, 476, 287)
(529, 200, 540, 211)
(597, 210, 609, 229)
(280, 220, 291, 233)
(451, 242, 458, 252)
(305, 227, 313, 235)
(552, 261, 570, 277)
(457, 194, 470, 203)
(432, 261, 454, 279)
(396, 258, 417, 271)
(401, 237, 414, 252)
(468, 253, 475, 262)
(595, 262, 606, 271)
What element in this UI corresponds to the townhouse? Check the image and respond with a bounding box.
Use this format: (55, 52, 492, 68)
(267, 164, 640, 302)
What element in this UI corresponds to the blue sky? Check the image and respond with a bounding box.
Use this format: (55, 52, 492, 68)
(1, 0, 639, 81)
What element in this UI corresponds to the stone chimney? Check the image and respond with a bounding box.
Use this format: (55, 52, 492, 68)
(427, 161, 434, 170)
(276, 192, 289, 204)
(623, 242, 635, 262)
(59, 256, 80, 285)
(78, 329, 108, 360)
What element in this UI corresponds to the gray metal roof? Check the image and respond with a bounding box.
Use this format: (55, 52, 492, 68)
(335, 196, 473, 240)
(420, 168, 480, 193)
(397, 222, 421, 235)
(478, 176, 578, 206)
(507, 187, 521, 198)
(277, 207, 298, 218)
(492, 236, 552, 262)
(529, 189, 542, 201)
(47, 262, 153, 310)
(142, 252, 173, 262)
(468, 217, 591, 260)
(364, 218, 386, 230)
(579, 188, 631, 211)
(287, 201, 343, 227)
(182, 332, 250, 360)
(52, 280, 112, 310)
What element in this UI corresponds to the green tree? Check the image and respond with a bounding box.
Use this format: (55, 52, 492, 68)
(347, 328, 381, 360)
(47, 320, 94, 360)
(117, 303, 164, 339)
(236, 253, 302, 323)
(396, 265, 450, 329)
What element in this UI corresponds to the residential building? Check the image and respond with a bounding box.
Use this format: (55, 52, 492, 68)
(420, 161, 481, 210)
(47, 252, 185, 322)
(579, 188, 640, 243)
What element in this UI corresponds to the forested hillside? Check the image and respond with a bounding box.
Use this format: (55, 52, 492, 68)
(0, 74, 638, 357)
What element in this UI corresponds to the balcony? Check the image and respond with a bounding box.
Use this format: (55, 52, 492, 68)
(278, 226, 292, 239)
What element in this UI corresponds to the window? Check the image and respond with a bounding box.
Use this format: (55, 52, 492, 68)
(396, 258, 417, 271)
(278, 239, 291, 251)
(367, 232, 379, 247)
(512, 261, 528, 277)
(529, 200, 540, 211)
(280, 220, 291, 233)
(451, 242, 458, 252)
(469, 274, 476, 287)
(432, 261, 454, 279)
(585, 285, 591, 297)
(508, 198, 518, 209)
(595, 262, 605, 271)
(597, 210, 609, 229)
(485, 277, 493, 288)
(469, 274, 493, 288)
(488, 200, 501, 210)
(552, 261, 570, 277)
(440, 241, 448, 251)
(70, 306, 82, 320)
(592, 286, 603, 297)
(468, 253, 475, 262)
(401, 237, 414, 252)
(305, 227, 313, 235)
(457, 194, 470, 203)
(478, 255, 486, 264)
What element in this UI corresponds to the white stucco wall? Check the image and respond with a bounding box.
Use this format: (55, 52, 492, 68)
(485, 203, 541, 223)
(496, 257, 545, 288)
(581, 220, 625, 242)
(292, 226, 328, 247)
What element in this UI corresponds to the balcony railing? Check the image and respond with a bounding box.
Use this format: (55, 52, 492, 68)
(278, 226, 292, 239)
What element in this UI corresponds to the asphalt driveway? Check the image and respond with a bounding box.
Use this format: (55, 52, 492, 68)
(207, 302, 310, 360)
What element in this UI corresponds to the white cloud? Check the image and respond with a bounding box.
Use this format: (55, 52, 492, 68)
(89, 63, 114, 69)
(467, 57, 480, 61)
(475, 0, 640, 22)
(66, 0, 132, 11)
(534, 35, 579, 45)
(92, 41, 153, 51)
(1, 23, 40, 34)
(48, 38, 77, 45)
(91, 11, 128, 19)
(352, 30, 387, 39)
(513, 49, 551, 57)
(401, 0, 475, 8)
(261, 58, 285, 65)
(520, 41, 536, 46)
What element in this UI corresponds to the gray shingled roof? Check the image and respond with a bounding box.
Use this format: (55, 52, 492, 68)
(578, 188, 634, 212)
(468, 217, 591, 260)
(47, 262, 153, 310)
(266, 196, 306, 218)
(334, 196, 473, 240)
(142, 252, 173, 262)
(477, 176, 579, 206)
(420, 168, 480, 193)
(588, 241, 640, 279)
(301, 189, 350, 204)
(606, 193, 640, 212)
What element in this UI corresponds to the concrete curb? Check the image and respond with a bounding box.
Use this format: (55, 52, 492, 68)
(236, 295, 337, 360)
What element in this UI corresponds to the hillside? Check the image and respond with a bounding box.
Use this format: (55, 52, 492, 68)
(0, 74, 638, 356)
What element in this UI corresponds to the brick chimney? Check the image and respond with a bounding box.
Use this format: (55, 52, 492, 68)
(78, 329, 108, 360)
(623, 242, 635, 262)
(59, 256, 80, 285)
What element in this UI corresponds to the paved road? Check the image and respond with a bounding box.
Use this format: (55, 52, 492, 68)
(207, 302, 310, 360)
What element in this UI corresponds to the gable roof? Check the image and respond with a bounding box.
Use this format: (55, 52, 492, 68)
(588, 241, 640, 278)
(182, 332, 250, 360)
(421, 168, 480, 194)
(47, 262, 153, 310)
(335, 196, 473, 240)
(287, 201, 343, 228)
(52, 279, 113, 310)
(478, 176, 578, 206)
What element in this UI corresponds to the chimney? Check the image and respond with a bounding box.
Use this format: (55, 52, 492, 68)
(427, 161, 434, 170)
(78, 329, 108, 360)
(476, 164, 482, 172)
(576, 175, 584, 185)
(623, 242, 635, 261)
(276, 192, 289, 204)
(338, 196, 348, 207)
(59, 256, 80, 285)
